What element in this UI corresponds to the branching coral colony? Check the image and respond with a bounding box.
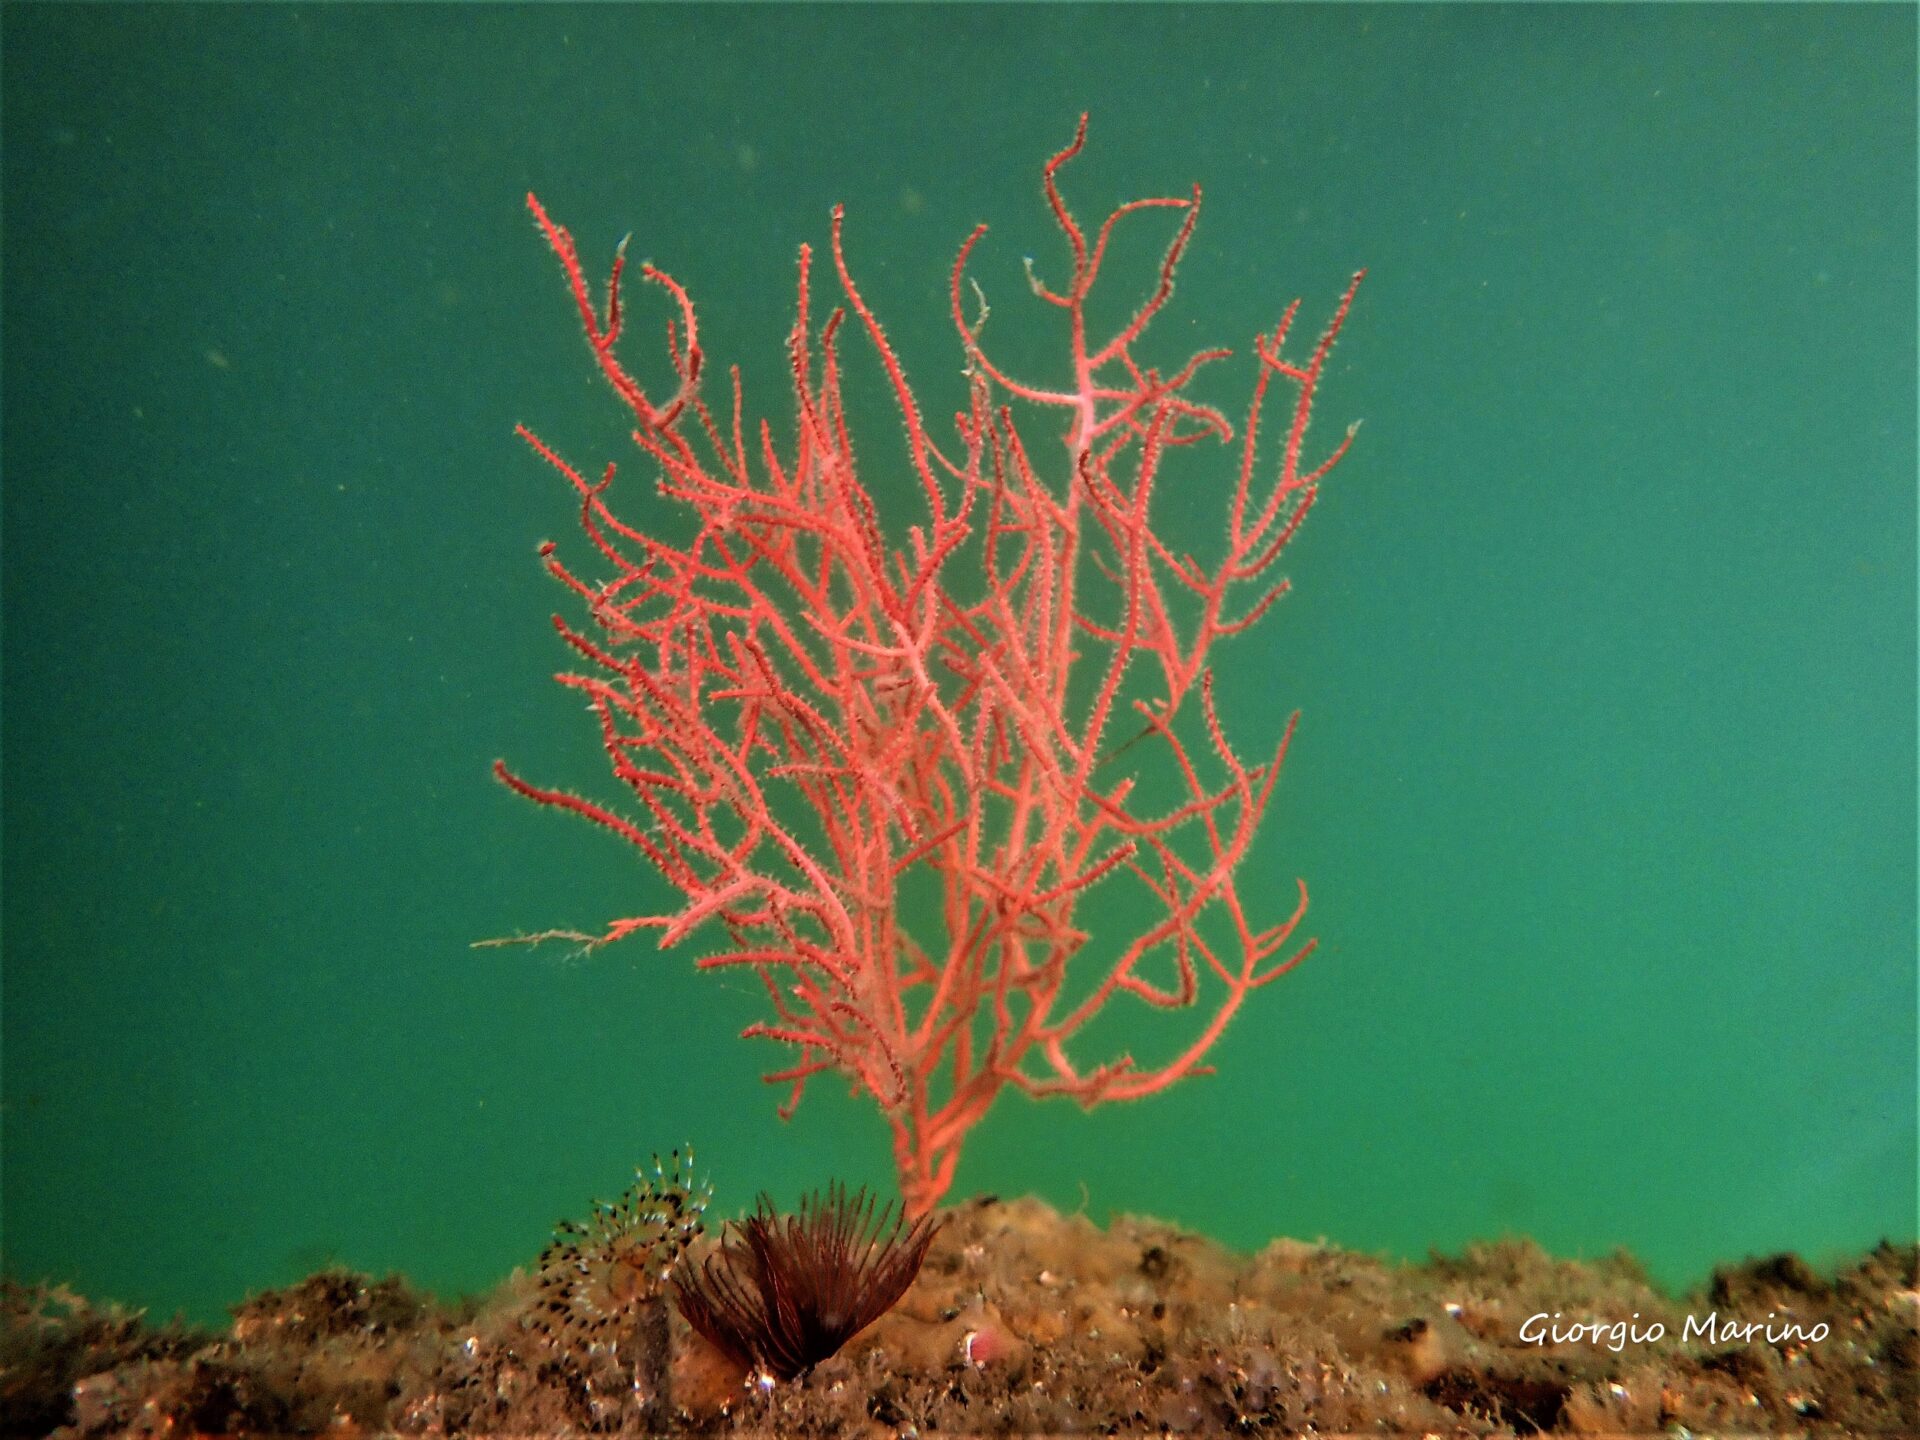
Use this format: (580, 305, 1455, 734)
(497, 117, 1363, 1215)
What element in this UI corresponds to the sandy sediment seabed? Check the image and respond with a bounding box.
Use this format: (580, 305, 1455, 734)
(3, 1195, 1914, 1437)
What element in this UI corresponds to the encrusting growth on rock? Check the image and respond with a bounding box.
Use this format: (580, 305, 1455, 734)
(6, 1203, 1913, 1436)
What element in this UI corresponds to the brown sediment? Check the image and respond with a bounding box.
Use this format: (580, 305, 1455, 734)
(4, 1196, 1913, 1437)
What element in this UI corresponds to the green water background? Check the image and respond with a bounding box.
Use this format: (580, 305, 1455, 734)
(4, 4, 1913, 1326)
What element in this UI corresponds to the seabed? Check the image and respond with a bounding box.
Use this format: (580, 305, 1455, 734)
(3, 1195, 1913, 1438)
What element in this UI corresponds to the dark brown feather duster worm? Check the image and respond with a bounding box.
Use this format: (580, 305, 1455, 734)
(672, 1183, 940, 1382)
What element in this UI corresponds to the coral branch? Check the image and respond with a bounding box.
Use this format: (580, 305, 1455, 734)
(499, 118, 1362, 1215)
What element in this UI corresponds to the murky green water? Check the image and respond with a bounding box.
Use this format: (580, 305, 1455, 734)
(5, 4, 1912, 1326)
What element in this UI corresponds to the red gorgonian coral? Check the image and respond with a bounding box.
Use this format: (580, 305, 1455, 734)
(497, 117, 1363, 1215)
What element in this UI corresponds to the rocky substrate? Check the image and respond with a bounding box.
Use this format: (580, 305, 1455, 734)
(3, 1195, 1913, 1437)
